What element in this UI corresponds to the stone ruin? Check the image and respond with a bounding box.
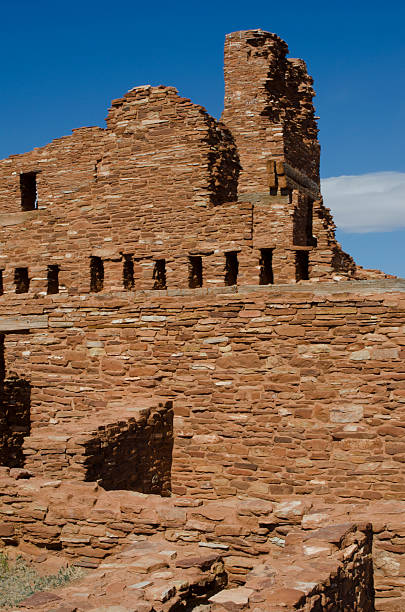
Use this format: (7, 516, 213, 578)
(0, 28, 404, 611)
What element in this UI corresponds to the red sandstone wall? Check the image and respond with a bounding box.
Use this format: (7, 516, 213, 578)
(0, 86, 252, 296)
(221, 30, 320, 194)
(1, 283, 404, 503)
(0, 37, 387, 287)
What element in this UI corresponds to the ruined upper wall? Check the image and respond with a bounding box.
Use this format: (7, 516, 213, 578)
(0, 87, 251, 295)
(0, 31, 391, 299)
(221, 30, 320, 195)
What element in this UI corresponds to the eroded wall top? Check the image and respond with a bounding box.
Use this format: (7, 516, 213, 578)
(221, 29, 320, 195)
(0, 30, 390, 302)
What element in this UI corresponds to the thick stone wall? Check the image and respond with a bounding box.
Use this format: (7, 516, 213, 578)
(0, 282, 404, 505)
(23, 403, 173, 495)
(0, 27, 403, 610)
(222, 30, 320, 193)
(0, 29, 388, 303)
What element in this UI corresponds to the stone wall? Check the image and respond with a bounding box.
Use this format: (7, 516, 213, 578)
(1, 282, 404, 504)
(0, 30, 388, 301)
(0, 477, 389, 610)
(0, 27, 403, 610)
(23, 403, 173, 495)
(210, 524, 374, 611)
(222, 30, 320, 193)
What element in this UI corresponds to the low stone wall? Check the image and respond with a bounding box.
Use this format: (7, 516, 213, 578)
(15, 541, 228, 612)
(1, 479, 404, 609)
(14, 524, 374, 612)
(23, 402, 173, 495)
(210, 523, 374, 611)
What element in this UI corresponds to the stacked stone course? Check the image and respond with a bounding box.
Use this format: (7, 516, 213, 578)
(0, 27, 402, 611)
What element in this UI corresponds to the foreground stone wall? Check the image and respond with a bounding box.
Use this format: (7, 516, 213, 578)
(0, 477, 391, 610)
(8, 514, 373, 612)
(1, 282, 404, 504)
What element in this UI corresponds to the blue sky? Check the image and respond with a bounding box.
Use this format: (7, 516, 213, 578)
(1, 0, 404, 276)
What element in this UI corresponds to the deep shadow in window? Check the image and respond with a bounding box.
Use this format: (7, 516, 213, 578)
(47, 265, 59, 295)
(259, 249, 274, 285)
(153, 259, 166, 290)
(224, 251, 239, 286)
(14, 268, 29, 294)
(20, 172, 38, 211)
(188, 256, 203, 288)
(123, 254, 135, 290)
(0, 336, 31, 468)
(90, 257, 104, 293)
(296, 251, 309, 281)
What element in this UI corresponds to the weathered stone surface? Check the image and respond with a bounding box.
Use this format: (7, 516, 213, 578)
(0, 24, 402, 612)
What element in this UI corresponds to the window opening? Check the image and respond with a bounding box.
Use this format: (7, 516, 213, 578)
(296, 251, 309, 281)
(90, 257, 104, 293)
(14, 268, 29, 294)
(153, 259, 167, 290)
(0, 271, 3, 296)
(47, 265, 59, 295)
(306, 200, 317, 246)
(224, 251, 239, 286)
(123, 254, 135, 290)
(259, 249, 274, 285)
(20, 172, 38, 211)
(188, 256, 203, 288)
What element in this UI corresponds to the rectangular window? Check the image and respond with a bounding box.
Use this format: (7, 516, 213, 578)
(20, 172, 38, 211)
(153, 259, 167, 290)
(306, 200, 313, 244)
(47, 265, 59, 294)
(123, 254, 135, 290)
(14, 268, 29, 294)
(259, 249, 274, 285)
(188, 256, 203, 288)
(224, 251, 239, 286)
(296, 251, 309, 281)
(90, 256, 104, 293)
(0, 270, 3, 296)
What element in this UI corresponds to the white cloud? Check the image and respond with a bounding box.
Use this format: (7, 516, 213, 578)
(321, 172, 405, 233)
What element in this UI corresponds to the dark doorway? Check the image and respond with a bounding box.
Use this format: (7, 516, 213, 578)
(153, 259, 167, 290)
(90, 256, 104, 292)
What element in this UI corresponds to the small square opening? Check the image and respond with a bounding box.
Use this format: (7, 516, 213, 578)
(188, 256, 203, 288)
(153, 259, 167, 290)
(90, 257, 104, 293)
(225, 251, 239, 286)
(296, 251, 309, 281)
(123, 254, 135, 290)
(259, 249, 274, 285)
(47, 265, 59, 295)
(20, 172, 38, 211)
(14, 268, 29, 294)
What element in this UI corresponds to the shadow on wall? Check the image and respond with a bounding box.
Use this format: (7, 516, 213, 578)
(0, 376, 31, 468)
(84, 402, 174, 496)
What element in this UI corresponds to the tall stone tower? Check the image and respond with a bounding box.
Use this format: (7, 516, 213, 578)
(222, 29, 320, 197)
